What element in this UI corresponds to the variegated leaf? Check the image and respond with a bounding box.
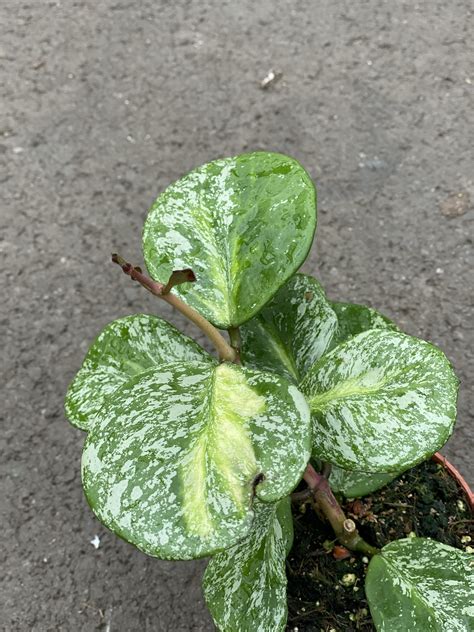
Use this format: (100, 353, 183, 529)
(329, 300, 398, 348)
(240, 274, 397, 383)
(240, 274, 337, 382)
(329, 466, 397, 498)
(366, 538, 474, 631)
(82, 362, 310, 559)
(300, 329, 458, 472)
(203, 497, 293, 632)
(65, 314, 212, 431)
(142, 152, 317, 329)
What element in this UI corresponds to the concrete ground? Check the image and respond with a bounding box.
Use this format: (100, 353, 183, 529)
(1, 1, 472, 630)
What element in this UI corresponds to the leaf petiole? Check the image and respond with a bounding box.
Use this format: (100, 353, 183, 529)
(111, 253, 237, 363)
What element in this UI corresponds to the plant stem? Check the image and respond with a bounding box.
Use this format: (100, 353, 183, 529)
(228, 326, 241, 364)
(162, 293, 237, 362)
(303, 463, 379, 556)
(111, 254, 237, 363)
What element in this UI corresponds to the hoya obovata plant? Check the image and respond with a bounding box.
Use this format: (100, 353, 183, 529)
(65, 152, 473, 631)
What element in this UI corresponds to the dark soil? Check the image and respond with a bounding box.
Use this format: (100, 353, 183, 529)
(286, 461, 473, 632)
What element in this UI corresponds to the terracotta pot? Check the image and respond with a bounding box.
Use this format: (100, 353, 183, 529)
(432, 452, 474, 512)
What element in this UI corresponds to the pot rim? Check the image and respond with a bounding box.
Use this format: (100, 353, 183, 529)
(432, 452, 474, 512)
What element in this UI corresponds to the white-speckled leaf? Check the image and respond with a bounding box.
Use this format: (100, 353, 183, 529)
(65, 314, 212, 431)
(366, 537, 474, 631)
(329, 466, 398, 498)
(82, 362, 310, 559)
(143, 152, 317, 329)
(329, 301, 399, 348)
(240, 274, 338, 382)
(240, 275, 397, 384)
(203, 497, 293, 632)
(300, 329, 458, 472)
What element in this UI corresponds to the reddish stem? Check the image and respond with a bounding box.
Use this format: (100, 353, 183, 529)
(303, 463, 379, 556)
(111, 254, 237, 363)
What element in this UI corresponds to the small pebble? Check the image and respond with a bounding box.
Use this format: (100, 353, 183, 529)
(362, 556, 369, 564)
(260, 69, 282, 89)
(90, 534, 101, 549)
(341, 573, 357, 587)
(466, 546, 474, 554)
(461, 535, 471, 544)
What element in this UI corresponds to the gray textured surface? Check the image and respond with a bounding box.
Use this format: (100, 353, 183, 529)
(1, 1, 472, 630)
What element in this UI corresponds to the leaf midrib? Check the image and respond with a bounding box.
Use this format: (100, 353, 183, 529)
(182, 366, 260, 536)
(309, 363, 433, 411)
(309, 373, 390, 410)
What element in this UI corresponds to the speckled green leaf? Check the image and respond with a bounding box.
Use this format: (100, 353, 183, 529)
(276, 496, 295, 556)
(143, 152, 317, 329)
(366, 538, 474, 631)
(240, 275, 397, 384)
(301, 329, 458, 472)
(65, 314, 212, 431)
(240, 274, 337, 382)
(82, 362, 310, 559)
(329, 301, 398, 348)
(203, 497, 293, 632)
(329, 466, 398, 498)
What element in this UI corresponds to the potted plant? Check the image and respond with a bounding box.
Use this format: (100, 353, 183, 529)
(65, 152, 473, 631)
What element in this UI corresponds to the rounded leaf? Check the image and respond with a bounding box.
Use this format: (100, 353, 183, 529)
(366, 538, 474, 631)
(329, 300, 398, 348)
(82, 362, 310, 559)
(143, 152, 317, 328)
(329, 466, 398, 498)
(301, 329, 458, 472)
(203, 498, 292, 632)
(241, 274, 337, 382)
(240, 274, 397, 384)
(65, 314, 213, 430)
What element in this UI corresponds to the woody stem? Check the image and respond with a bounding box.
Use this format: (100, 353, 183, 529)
(303, 463, 379, 556)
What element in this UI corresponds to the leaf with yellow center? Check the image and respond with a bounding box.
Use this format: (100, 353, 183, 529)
(82, 362, 311, 559)
(181, 365, 265, 539)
